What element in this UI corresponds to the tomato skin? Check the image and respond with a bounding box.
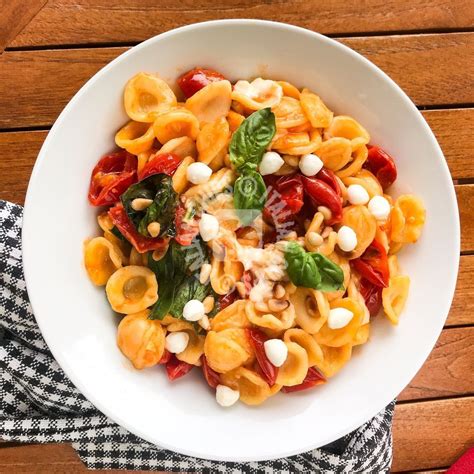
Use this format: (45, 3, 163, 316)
(201, 355, 221, 388)
(301, 176, 343, 225)
(108, 203, 170, 253)
(359, 278, 383, 316)
(138, 153, 182, 181)
(88, 150, 137, 206)
(351, 239, 389, 287)
(165, 355, 194, 381)
(219, 291, 239, 310)
(364, 145, 397, 189)
(315, 167, 341, 197)
(281, 367, 326, 393)
(178, 67, 226, 98)
(159, 349, 172, 364)
(174, 202, 200, 246)
(246, 328, 278, 386)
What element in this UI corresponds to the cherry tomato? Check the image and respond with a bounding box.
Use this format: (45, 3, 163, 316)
(178, 67, 226, 99)
(88, 150, 137, 206)
(246, 328, 278, 386)
(316, 167, 341, 197)
(281, 367, 326, 393)
(159, 349, 172, 364)
(139, 153, 182, 181)
(242, 270, 254, 296)
(165, 355, 194, 381)
(359, 278, 383, 316)
(201, 355, 221, 388)
(301, 176, 343, 225)
(108, 203, 170, 253)
(174, 202, 200, 246)
(364, 145, 397, 189)
(219, 291, 239, 310)
(351, 239, 389, 287)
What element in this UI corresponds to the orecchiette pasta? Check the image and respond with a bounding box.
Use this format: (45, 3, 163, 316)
(300, 88, 333, 128)
(84, 237, 123, 286)
(341, 205, 377, 259)
(115, 121, 155, 154)
(152, 108, 199, 144)
(290, 287, 329, 334)
(390, 195, 426, 243)
(221, 367, 275, 405)
(185, 80, 232, 124)
(383, 275, 410, 325)
(275, 341, 309, 386)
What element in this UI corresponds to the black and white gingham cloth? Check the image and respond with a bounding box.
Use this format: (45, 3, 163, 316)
(0, 200, 394, 472)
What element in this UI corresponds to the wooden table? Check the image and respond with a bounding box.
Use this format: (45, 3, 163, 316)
(1, 1, 473, 472)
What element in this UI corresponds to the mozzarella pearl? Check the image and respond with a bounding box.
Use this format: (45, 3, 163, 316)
(165, 331, 189, 354)
(199, 213, 219, 242)
(368, 196, 391, 220)
(183, 299, 205, 322)
(186, 162, 212, 185)
(328, 307, 354, 329)
(347, 184, 370, 205)
(264, 339, 288, 367)
(216, 384, 240, 407)
(259, 151, 284, 176)
(299, 154, 324, 177)
(337, 225, 358, 252)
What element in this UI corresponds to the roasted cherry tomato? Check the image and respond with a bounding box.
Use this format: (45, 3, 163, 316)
(88, 150, 137, 206)
(359, 278, 383, 316)
(201, 355, 221, 388)
(108, 203, 170, 253)
(174, 202, 200, 246)
(316, 167, 341, 197)
(165, 355, 194, 381)
(281, 367, 326, 393)
(364, 145, 397, 190)
(351, 239, 389, 287)
(139, 153, 182, 180)
(219, 290, 239, 310)
(178, 67, 226, 99)
(159, 349, 172, 365)
(246, 328, 278, 386)
(302, 176, 343, 225)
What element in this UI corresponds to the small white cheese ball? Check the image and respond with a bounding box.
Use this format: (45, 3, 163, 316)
(347, 184, 370, 205)
(199, 213, 219, 242)
(299, 153, 324, 177)
(165, 331, 189, 354)
(183, 299, 205, 322)
(259, 151, 284, 176)
(216, 384, 240, 407)
(264, 339, 288, 367)
(337, 225, 358, 252)
(368, 196, 391, 221)
(186, 162, 212, 185)
(328, 307, 354, 329)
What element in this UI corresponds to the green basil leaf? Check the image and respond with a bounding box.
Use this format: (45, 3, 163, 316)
(233, 171, 267, 226)
(230, 108, 276, 172)
(121, 174, 178, 238)
(310, 253, 345, 292)
(284, 242, 321, 289)
(169, 277, 210, 318)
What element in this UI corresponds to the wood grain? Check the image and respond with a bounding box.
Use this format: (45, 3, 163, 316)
(0, 33, 473, 129)
(392, 397, 474, 472)
(448, 255, 474, 326)
(8, 0, 474, 48)
(398, 327, 474, 401)
(458, 184, 474, 253)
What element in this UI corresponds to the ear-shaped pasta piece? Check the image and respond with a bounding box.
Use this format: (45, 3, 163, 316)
(97, 212, 114, 232)
(300, 88, 333, 128)
(317, 231, 338, 257)
(325, 115, 370, 145)
(204, 328, 253, 373)
(277, 81, 301, 99)
(197, 117, 230, 166)
(273, 96, 309, 129)
(210, 255, 243, 295)
(283, 328, 324, 367)
(152, 108, 199, 144)
(342, 169, 383, 198)
(211, 300, 250, 331)
(232, 78, 283, 110)
(84, 237, 123, 286)
(115, 121, 155, 154)
(275, 342, 309, 386)
(314, 298, 364, 347)
(316, 343, 352, 377)
(273, 132, 310, 150)
(273, 130, 322, 156)
(390, 195, 426, 243)
(204, 193, 240, 232)
(124, 73, 177, 122)
(382, 275, 410, 325)
(316, 137, 352, 171)
(324, 252, 350, 302)
(389, 241, 404, 255)
(221, 367, 274, 405)
(184, 168, 236, 201)
(117, 310, 165, 369)
(347, 278, 370, 325)
(129, 247, 148, 266)
(290, 287, 329, 334)
(245, 300, 296, 332)
(336, 143, 368, 179)
(388, 255, 400, 277)
(106, 265, 158, 314)
(103, 230, 130, 263)
(226, 110, 245, 132)
(376, 226, 390, 254)
(167, 322, 205, 366)
(172, 156, 194, 193)
(353, 323, 370, 346)
(185, 80, 232, 124)
(159, 136, 197, 160)
(341, 205, 377, 259)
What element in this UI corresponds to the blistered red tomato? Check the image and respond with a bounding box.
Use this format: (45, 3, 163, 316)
(201, 355, 221, 388)
(159, 349, 172, 365)
(315, 167, 341, 197)
(138, 153, 182, 180)
(178, 67, 226, 98)
(351, 238, 389, 288)
(281, 367, 326, 393)
(174, 202, 200, 246)
(364, 145, 397, 189)
(219, 291, 239, 310)
(165, 355, 194, 381)
(359, 278, 383, 316)
(246, 328, 278, 386)
(302, 176, 342, 225)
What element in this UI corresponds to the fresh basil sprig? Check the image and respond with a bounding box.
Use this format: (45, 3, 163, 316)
(284, 242, 344, 292)
(233, 170, 268, 226)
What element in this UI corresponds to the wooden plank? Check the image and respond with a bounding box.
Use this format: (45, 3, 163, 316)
(0, 33, 473, 129)
(458, 184, 474, 253)
(398, 327, 474, 401)
(392, 397, 474, 472)
(9, 0, 474, 48)
(448, 255, 474, 326)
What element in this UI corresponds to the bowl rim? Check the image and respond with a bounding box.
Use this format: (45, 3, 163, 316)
(22, 19, 460, 461)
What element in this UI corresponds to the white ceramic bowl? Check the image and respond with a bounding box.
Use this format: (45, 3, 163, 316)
(22, 20, 459, 461)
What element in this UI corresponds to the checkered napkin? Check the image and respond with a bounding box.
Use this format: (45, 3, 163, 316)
(0, 200, 394, 472)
